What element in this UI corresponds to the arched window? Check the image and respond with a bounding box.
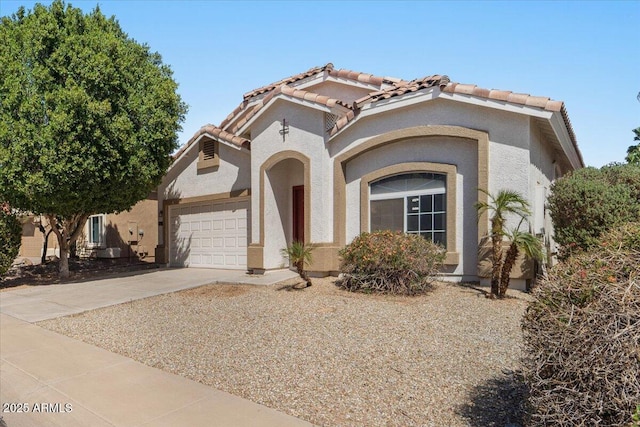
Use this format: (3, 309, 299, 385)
(370, 172, 446, 246)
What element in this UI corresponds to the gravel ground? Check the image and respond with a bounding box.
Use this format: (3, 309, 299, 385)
(39, 277, 532, 427)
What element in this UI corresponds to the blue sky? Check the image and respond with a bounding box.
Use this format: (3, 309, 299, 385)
(2, 0, 639, 167)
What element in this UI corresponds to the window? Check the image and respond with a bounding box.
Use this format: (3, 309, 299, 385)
(370, 173, 446, 246)
(87, 214, 104, 247)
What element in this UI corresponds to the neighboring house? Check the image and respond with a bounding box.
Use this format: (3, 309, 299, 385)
(156, 63, 583, 288)
(18, 195, 158, 264)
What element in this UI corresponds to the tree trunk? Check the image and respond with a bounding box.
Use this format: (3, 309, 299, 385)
(58, 241, 70, 279)
(499, 243, 519, 298)
(296, 260, 312, 287)
(46, 213, 89, 279)
(490, 229, 503, 299)
(40, 227, 53, 265)
(47, 215, 69, 279)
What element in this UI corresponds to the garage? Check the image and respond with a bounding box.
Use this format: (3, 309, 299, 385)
(169, 198, 249, 269)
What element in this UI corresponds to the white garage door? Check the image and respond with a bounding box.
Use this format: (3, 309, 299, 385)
(169, 199, 249, 269)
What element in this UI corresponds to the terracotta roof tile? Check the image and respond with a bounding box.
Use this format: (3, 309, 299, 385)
(185, 64, 581, 168)
(544, 100, 563, 112)
(279, 84, 351, 109)
(242, 63, 335, 101)
(488, 89, 511, 101)
(328, 67, 391, 87)
(442, 83, 562, 112)
(354, 74, 450, 107)
(222, 64, 398, 134)
(441, 82, 583, 166)
(506, 93, 530, 105)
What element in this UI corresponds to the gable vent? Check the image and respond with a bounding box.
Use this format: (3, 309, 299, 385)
(202, 139, 216, 160)
(325, 113, 339, 132)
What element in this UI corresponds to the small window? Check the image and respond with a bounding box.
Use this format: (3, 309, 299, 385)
(87, 214, 104, 247)
(197, 138, 219, 170)
(370, 173, 446, 247)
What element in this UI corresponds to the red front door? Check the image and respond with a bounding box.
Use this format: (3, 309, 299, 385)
(292, 185, 304, 243)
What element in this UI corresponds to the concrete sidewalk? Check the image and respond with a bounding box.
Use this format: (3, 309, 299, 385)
(0, 268, 310, 427)
(0, 268, 297, 322)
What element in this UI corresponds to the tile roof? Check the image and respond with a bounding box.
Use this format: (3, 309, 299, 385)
(176, 63, 581, 167)
(173, 124, 249, 161)
(241, 63, 398, 102)
(220, 63, 397, 133)
(224, 84, 355, 135)
(242, 63, 333, 101)
(354, 75, 450, 107)
(442, 83, 564, 112)
(442, 82, 583, 166)
(325, 74, 450, 136)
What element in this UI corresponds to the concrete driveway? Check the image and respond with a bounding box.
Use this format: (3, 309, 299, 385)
(0, 267, 309, 427)
(0, 267, 297, 322)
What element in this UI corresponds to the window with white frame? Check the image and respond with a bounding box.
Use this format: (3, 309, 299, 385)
(370, 172, 446, 246)
(87, 214, 105, 247)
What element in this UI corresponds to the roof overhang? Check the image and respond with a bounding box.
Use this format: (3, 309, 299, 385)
(170, 128, 250, 172)
(549, 111, 583, 169)
(329, 89, 584, 170)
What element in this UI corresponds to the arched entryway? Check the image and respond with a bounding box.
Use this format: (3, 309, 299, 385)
(253, 151, 311, 270)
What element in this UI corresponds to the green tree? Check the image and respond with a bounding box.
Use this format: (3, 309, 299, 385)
(547, 164, 640, 258)
(626, 127, 640, 164)
(0, 206, 22, 277)
(0, 1, 187, 277)
(475, 189, 531, 299)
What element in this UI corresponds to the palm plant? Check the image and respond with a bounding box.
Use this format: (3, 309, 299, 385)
(281, 241, 314, 287)
(475, 189, 531, 298)
(499, 227, 543, 298)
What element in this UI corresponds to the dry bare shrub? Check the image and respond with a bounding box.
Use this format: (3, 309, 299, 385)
(337, 231, 445, 295)
(522, 223, 640, 426)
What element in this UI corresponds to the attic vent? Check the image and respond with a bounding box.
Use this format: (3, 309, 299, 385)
(197, 138, 219, 171)
(202, 140, 216, 160)
(325, 113, 339, 132)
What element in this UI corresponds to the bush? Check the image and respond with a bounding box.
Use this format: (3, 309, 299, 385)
(0, 208, 22, 277)
(337, 230, 445, 295)
(522, 223, 640, 426)
(547, 164, 640, 258)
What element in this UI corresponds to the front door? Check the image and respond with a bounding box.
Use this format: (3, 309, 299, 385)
(292, 185, 304, 243)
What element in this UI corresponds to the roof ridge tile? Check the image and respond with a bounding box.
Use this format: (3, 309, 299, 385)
(242, 63, 333, 101)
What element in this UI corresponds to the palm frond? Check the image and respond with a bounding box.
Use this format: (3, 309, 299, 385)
(507, 228, 544, 261)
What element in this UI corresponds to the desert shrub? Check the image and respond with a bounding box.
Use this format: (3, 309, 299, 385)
(337, 230, 445, 295)
(281, 241, 313, 287)
(547, 164, 640, 258)
(602, 162, 640, 202)
(522, 223, 640, 426)
(0, 208, 22, 277)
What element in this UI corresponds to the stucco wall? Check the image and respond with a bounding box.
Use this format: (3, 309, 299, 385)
(157, 141, 251, 246)
(104, 198, 158, 261)
(250, 100, 334, 249)
(528, 119, 560, 262)
(333, 99, 533, 217)
(344, 136, 478, 277)
(162, 88, 572, 278)
(18, 216, 58, 261)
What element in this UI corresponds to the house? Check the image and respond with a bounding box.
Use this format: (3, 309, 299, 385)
(156, 63, 583, 288)
(18, 195, 158, 264)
